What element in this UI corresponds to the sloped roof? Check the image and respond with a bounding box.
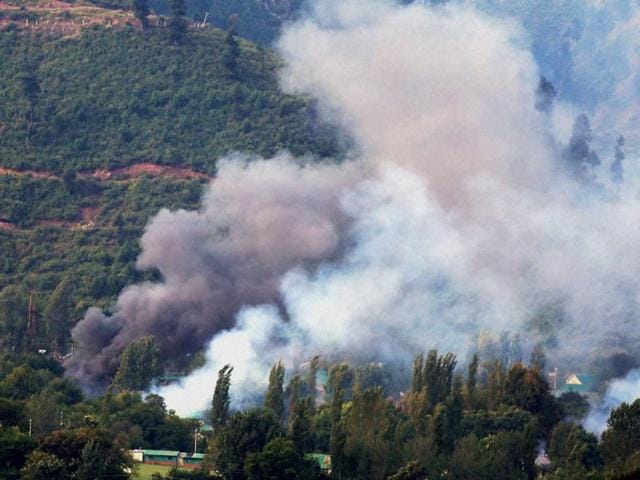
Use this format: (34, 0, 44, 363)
(558, 373, 595, 394)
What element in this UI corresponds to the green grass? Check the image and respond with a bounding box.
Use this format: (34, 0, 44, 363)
(132, 463, 174, 479)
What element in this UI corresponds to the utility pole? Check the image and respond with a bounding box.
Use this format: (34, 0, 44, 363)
(28, 418, 32, 438)
(193, 426, 198, 453)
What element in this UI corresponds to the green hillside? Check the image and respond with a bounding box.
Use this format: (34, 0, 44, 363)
(0, 19, 340, 353)
(0, 24, 338, 173)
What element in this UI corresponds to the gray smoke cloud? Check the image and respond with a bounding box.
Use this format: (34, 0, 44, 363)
(70, 0, 640, 425)
(67, 155, 362, 386)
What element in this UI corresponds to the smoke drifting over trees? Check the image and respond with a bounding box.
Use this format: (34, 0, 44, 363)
(69, 0, 640, 423)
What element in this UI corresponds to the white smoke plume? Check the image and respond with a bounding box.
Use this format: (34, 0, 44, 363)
(156, 1, 640, 416)
(69, 0, 640, 419)
(584, 369, 640, 435)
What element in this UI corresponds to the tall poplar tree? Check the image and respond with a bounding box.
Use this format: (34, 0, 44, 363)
(265, 361, 285, 420)
(211, 364, 233, 430)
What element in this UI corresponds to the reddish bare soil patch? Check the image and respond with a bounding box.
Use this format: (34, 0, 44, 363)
(0, 167, 59, 180)
(0, 219, 16, 231)
(109, 162, 208, 180)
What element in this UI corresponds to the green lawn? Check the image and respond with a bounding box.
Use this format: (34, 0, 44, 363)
(132, 463, 174, 479)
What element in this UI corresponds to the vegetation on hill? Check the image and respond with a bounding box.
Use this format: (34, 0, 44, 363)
(0, 17, 341, 355)
(0, 25, 338, 173)
(1, 349, 637, 479)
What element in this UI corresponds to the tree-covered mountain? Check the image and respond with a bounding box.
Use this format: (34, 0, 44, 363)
(0, 9, 340, 354)
(0, 23, 337, 173)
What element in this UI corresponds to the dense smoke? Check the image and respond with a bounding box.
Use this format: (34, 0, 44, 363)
(67, 156, 361, 386)
(69, 0, 640, 426)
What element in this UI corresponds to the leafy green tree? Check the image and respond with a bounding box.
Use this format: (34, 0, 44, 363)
(307, 355, 320, 399)
(244, 438, 321, 480)
(0, 286, 28, 353)
(548, 423, 601, 473)
(558, 392, 590, 421)
(503, 363, 561, 436)
(601, 399, 640, 478)
(265, 361, 285, 421)
(26, 389, 65, 436)
(209, 408, 283, 480)
(329, 364, 349, 479)
(20, 450, 67, 480)
(0, 427, 35, 477)
(42, 277, 75, 355)
(465, 353, 479, 409)
(424, 350, 457, 412)
(211, 364, 233, 430)
(0, 398, 26, 428)
(411, 353, 424, 394)
(112, 336, 163, 391)
(0, 364, 44, 400)
(290, 396, 314, 454)
(34, 427, 131, 479)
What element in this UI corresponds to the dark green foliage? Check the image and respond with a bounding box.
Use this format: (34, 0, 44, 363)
(209, 407, 284, 480)
(132, 0, 150, 28)
(169, 0, 187, 43)
(0, 426, 35, 478)
(0, 27, 337, 173)
(29, 427, 132, 479)
(601, 399, 640, 478)
(290, 396, 314, 454)
(465, 353, 478, 409)
(264, 361, 285, 420)
(244, 437, 322, 480)
(112, 335, 163, 391)
(558, 392, 590, 421)
(42, 277, 75, 354)
(548, 423, 601, 472)
(503, 363, 561, 436)
(211, 364, 232, 430)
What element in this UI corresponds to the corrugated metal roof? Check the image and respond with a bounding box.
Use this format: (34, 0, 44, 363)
(143, 450, 180, 457)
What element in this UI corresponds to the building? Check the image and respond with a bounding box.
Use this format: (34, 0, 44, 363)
(129, 449, 205, 469)
(557, 373, 595, 396)
(306, 453, 331, 474)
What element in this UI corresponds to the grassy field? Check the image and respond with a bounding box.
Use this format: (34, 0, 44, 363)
(132, 463, 174, 479)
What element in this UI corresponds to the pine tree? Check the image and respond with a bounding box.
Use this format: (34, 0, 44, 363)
(211, 364, 233, 430)
(265, 361, 285, 420)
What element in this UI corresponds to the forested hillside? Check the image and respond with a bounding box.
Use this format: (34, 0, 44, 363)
(0, 15, 339, 355)
(0, 24, 337, 172)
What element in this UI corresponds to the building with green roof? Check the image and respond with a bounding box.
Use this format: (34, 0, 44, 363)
(557, 373, 595, 395)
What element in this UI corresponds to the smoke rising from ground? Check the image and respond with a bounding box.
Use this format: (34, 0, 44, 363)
(70, 1, 640, 424)
(67, 155, 361, 386)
